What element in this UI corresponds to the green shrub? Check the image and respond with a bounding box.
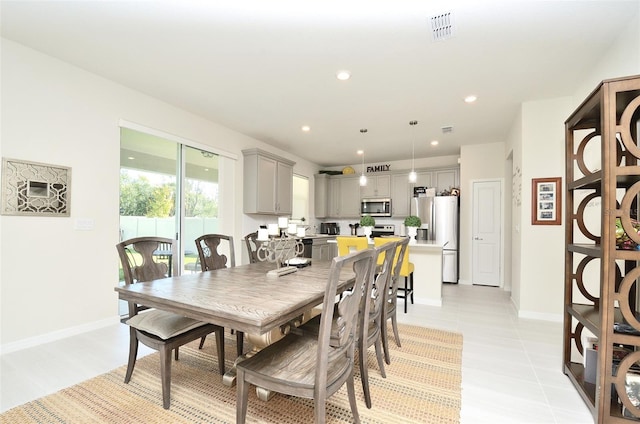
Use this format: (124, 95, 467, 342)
(360, 215, 376, 227)
(404, 215, 421, 227)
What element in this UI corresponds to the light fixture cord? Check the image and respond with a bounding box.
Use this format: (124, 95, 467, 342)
(360, 128, 368, 175)
(410, 120, 418, 171)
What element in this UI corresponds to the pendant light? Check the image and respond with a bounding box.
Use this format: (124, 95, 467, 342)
(408, 120, 418, 183)
(359, 128, 368, 187)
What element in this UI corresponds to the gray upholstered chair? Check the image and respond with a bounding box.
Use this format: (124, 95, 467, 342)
(116, 236, 225, 409)
(236, 248, 377, 424)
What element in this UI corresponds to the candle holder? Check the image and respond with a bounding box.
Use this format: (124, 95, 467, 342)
(256, 232, 305, 277)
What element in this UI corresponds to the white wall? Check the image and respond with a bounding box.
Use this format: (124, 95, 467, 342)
(506, 107, 523, 308)
(0, 39, 320, 350)
(518, 97, 573, 321)
(459, 142, 506, 286)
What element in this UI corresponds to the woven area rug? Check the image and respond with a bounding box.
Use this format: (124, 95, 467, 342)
(1, 323, 462, 423)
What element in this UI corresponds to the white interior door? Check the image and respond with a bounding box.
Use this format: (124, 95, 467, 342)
(472, 180, 502, 286)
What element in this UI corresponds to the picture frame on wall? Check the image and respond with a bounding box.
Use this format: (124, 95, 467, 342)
(531, 177, 561, 225)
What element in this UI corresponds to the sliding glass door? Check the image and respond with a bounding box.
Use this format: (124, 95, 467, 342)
(118, 127, 220, 313)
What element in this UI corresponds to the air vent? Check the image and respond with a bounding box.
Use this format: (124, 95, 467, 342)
(430, 12, 454, 41)
(441, 126, 454, 134)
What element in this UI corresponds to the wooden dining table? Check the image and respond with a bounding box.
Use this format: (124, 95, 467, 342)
(115, 259, 355, 390)
(115, 260, 355, 334)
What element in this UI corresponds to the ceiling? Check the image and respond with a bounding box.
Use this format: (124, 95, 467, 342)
(2, 1, 638, 167)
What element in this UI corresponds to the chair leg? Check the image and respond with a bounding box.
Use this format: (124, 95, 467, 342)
(391, 312, 402, 348)
(216, 327, 225, 375)
(198, 335, 206, 349)
(314, 389, 327, 423)
(404, 277, 409, 313)
(160, 346, 172, 409)
(346, 371, 360, 424)
(374, 337, 386, 379)
(360, 339, 372, 409)
(236, 368, 249, 424)
(236, 331, 244, 357)
(124, 327, 139, 384)
(174, 347, 179, 361)
(410, 272, 414, 304)
(381, 318, 391, 365)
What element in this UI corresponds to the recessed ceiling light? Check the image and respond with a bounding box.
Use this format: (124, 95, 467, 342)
(301, 125, 311, 132)
(431, 140, 439, 146)
(357, 149, 364, 155)
(128, 156, 135, 160)
(336, 70, 351, 81)
(464, 95, 477, 103)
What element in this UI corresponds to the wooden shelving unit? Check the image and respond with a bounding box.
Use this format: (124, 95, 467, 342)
(564, 75, 640, 423)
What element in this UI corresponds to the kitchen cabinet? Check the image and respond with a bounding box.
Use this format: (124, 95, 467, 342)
(413, 171, 433, 188)
(360, 174, 390, 198)
(243, 149, 295, 215)
(311, 237, 336, 261)
(563, 75, 640, 423)
(325, 175, 360, 218)
(434, 168, 458, 194)
(314, 173, 328, 218)
(391, 173, 411, 217)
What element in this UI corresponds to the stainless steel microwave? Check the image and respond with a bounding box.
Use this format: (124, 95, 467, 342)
(361, 198, 392, 217)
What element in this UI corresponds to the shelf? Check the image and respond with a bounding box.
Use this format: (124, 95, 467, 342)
(568, 244, 602, 257)
(564, 362, 596, 413)
(564, 75, 640, 423)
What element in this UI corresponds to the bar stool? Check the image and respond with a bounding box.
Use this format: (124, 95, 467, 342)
(374, 237, 414, 313)
(336, 236, 369, 256)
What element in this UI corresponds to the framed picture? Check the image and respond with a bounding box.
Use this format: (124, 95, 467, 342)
(531, 177, 561, 225)
(1, 158, 71, 217)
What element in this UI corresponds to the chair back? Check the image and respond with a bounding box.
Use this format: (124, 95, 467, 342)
(316, 248, 377, 383)
(370, 240, 398, 324)
(244, 232, 260, 264)
(195, 234, 236, 271)
(383, 237, 410, 312)
(336, 236, 369, 256)
(116, 236, 175, 317)
(374, 236, 411, 276)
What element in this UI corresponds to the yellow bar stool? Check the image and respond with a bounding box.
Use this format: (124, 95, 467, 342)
(374, 237, 414, 313)
(336, 236, 369, 256)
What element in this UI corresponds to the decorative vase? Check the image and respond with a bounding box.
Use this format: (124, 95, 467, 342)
(363, 226, 373, 237)
(407, 226, 418, 240)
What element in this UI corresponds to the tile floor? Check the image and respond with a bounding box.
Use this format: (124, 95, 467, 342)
(0, 283, 593, 423)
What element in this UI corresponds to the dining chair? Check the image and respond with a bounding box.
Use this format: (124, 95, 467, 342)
(195, 233, 236, 271)
(374, 236, 414, 313)
(116, 236, 225, 410)
(194, 233, 244, 355)
(336, 235, 369, 256)
(236, 248, 377, 424)
(374, 237, 410, 364)
(358, 239, 396, 408)
(244, 231, 260, 264)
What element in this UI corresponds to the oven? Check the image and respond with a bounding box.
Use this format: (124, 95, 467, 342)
(370, 224, 395, 238)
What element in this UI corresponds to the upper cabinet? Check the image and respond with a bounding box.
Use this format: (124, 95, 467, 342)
(434, 168, 459, 194)
(391, 173, 411, 217)
(243, 149, 295, 215)
(360, 174, 391, 198)
(314, 173, 328, 218)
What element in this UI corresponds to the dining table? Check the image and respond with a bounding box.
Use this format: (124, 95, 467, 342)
(114, 259, 355, 391)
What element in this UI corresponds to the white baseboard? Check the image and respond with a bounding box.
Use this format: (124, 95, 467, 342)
(517, 309, 563, 322)
(1, 316, 121, 355)
(457, 279, 472, 285)
(414, 297, 443, 307)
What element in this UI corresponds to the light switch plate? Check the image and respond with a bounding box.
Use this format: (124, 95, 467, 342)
(74, 218, 94, 231)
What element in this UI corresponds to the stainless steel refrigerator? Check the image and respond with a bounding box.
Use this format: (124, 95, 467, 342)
(410, 191, 459, 283)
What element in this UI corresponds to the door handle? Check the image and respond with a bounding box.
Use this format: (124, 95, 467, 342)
(474, 237, 483, 240)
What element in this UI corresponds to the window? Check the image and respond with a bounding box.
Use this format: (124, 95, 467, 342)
(292, 174, 309, 223)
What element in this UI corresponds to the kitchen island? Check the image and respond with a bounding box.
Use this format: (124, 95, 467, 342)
(406, 240, 444, 307)
(327, 237, 444, 307)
